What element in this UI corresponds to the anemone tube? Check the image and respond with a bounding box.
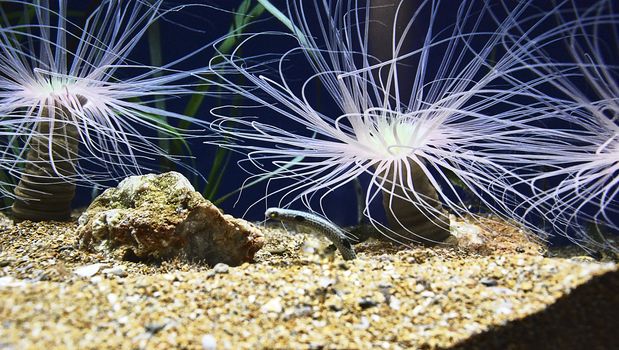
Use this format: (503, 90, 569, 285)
(11, 100, 82, 221)
(488, 0, 619, 252)
(0, 0, 214, 221)
(368, 0, 450, 244)
(207, 0, 557, 245)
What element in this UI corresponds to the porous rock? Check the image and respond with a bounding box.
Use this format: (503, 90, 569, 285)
(77, 172, 263, 265)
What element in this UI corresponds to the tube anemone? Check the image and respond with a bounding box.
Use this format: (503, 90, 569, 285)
(0, 0, 214, 220)
(367, 0, 450, 243)
(0, 142, 19, 208)
(12, 101, 81, 220)
(491, 0, 619, 252)
(207, 0, 559, 245)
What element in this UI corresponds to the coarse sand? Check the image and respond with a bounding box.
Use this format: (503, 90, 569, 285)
(0, 215, 617, 350)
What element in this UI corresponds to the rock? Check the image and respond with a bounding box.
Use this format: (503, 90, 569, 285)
(77, 172, 263, 266)
(388, 296, 401, 310)
(450, 216, 485, 249)
(144, 322, 166, 334)
(452, 268, 619, 350)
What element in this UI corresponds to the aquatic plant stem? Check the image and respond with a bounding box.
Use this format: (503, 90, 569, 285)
(12, 104, 79, 221)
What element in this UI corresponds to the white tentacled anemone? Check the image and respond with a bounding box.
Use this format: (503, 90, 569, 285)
(497, 0, 619, 251)
(0, 0, 212, 188)
(209, 0, 556, 244)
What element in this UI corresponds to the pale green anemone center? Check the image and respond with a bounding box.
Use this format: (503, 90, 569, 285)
(42, 78, 69, 94)
(23, 69, 81, 102)
(38, 77, 78, 97)
(355, 111, 437, 159)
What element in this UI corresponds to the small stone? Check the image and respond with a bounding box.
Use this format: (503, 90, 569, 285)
(107, 293, 118, 304)
(354, 316, 371, 330)
(213, 263, 229, 274)
(260, 297, 283, 314)
(284, 305, 313, 320)
(494, 301, 514, 315)
(102, 266, 128, 278)
(327, 298, 343, 312)
(318, 277, 334, 288)
(414, 283, 426, 293)
(571, 256, 596, 263)
(32, 271, 49, 282)
(389, 296, 401, 310)
(266, 246, 287, 255)
(74, 263, 102, 277)
(480, 277, 498, 287)
(145, 322, 166, 334)
(420, 290, 435, 298)
(358, 298, 379, 310)
(450, 217, 485, 249)
(201, 334, 217, 350)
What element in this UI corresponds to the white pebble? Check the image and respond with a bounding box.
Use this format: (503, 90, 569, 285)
(213, 263, 229, 274)
(201, 334, 217, 350)
(389, 296, 401, 310)
(102, 266, 127, 277)
(0, 276, 27, 288)
(260, 297, 283, 314)
(107, 293, 118, 304)
(318, 277, 333, 288)
(74, 263, 103, 277)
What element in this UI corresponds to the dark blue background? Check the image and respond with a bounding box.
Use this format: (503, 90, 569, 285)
(3, 1, 615, 243)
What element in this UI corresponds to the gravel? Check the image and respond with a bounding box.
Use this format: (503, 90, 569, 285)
(0, 218, 616, 349)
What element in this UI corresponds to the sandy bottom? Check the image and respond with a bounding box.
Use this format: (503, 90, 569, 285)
(0, 216, 617, 350)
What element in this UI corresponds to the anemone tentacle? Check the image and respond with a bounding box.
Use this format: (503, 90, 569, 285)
(0, 0, 221, 186)
(487, 0, 619, 251)
(205, 0, 576, 245)
(0, 0, 228, 220)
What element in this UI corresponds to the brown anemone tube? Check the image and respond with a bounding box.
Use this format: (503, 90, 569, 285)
(377, 161, 452, 245)
(12, 100, 82, 221)
(369, 0, 452, 244)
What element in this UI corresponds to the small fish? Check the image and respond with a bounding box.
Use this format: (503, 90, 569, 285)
(266, 208, 356, 260)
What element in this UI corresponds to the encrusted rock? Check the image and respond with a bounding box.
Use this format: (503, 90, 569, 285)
(77, 172, 263, 265)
